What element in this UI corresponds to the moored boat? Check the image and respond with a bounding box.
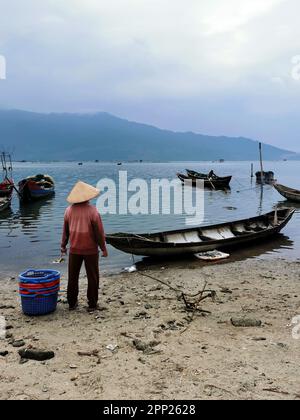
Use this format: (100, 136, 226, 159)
(186, 169, 209, 178)
(18, 174, 55, 202)
(0, 196, 11, 212)
(274, 183, 300, 203)
(256, 171, 275, 184)
(106, 208, 295, 257)
(0, 152, 14, 198)
(0, 179, 14, 198)
(185, 169, 232, 182)
(177, 173, 231, 189)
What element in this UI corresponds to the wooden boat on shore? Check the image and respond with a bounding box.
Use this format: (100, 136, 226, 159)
(106, 208, 295, 257)
(18, 174, 55, 202)
(177, 173, 232, 189)
(274, 183, 300, 203)
(0, 196, 11, 212)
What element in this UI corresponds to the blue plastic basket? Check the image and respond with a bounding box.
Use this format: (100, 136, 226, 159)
(19, 269, 60, 283)
(19, 269, 60, 316)
(21, 292, 58, 316)
(19, 284, 59, 294)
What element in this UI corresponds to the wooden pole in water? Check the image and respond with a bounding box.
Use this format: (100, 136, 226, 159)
(259, 142, 264, 184)
(251, 163, 254, 178)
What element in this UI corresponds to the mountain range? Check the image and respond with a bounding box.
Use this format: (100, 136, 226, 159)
(0, 110, 296, 161)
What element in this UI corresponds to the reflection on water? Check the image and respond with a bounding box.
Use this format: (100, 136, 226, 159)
(136, 233, 294, 271)
(1, 160, 300, 275)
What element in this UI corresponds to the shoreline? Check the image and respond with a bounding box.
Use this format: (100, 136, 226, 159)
(0, 257, 299, 400)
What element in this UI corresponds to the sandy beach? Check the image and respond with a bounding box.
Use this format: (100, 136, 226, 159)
(0, 257, 299, 400)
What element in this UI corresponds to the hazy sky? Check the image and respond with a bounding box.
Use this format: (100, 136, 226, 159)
(1, 0, 300, 150)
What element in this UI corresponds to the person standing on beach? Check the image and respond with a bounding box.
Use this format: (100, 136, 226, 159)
(61, 181, 108, 311)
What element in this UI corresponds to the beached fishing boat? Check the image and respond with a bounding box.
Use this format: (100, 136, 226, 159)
(18, 174, 55, 202)
(106, 208, 295, 257)
(177, 173, 232, 189)
(0, 196, 11, 212)
(274, 183, 300, 203)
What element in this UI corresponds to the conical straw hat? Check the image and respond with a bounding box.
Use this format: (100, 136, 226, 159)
(67, 181, 100, 204)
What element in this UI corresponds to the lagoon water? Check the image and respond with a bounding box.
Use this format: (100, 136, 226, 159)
(1, 160, 300, 276)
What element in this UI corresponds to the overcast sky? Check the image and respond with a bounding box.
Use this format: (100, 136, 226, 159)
(1, 0, 300, 150)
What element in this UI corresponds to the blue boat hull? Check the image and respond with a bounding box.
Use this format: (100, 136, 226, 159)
(29, 188, 55, 199)
(18, 175, 55, 202)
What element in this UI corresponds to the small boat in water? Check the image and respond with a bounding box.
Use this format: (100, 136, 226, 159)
(106, 208, 295, 257)
(185, 169, 232, 184)
(0, 196, 11, 212)
(0, 153, 14, 198)
(177, 173, 232, 189)
(185, 169, 209, 178)
(256, 171, 275, 184)
(18, 174, 55, 202)
(274, 183, 300, 203)
(0, 179, 14, 198)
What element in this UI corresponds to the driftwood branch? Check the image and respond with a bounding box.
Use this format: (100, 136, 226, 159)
(136, 271, 216, 322)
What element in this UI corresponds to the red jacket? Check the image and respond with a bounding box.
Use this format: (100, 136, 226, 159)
(61, 202, 107, 255)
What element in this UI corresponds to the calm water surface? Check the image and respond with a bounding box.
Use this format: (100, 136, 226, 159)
(1, 161, 300, 276)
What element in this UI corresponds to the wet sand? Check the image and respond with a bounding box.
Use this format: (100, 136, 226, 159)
(0, 258, 299, 400)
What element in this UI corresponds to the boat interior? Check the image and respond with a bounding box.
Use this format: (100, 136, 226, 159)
(127, 212, 287, 244)
(278, 184, 300, 195)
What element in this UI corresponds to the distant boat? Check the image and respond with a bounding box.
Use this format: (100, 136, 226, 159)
(274, 183, 300, 203)
(18, 174, 55, 202)
(177, 173, 231, 189)
(117, 162, 122, 166)
(95, 160, 99, 163)
(255, 171, 275, 184)
(256, 142, 275, 184)
(78, 162, 83, 166)
(106, 208, 295, 257)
